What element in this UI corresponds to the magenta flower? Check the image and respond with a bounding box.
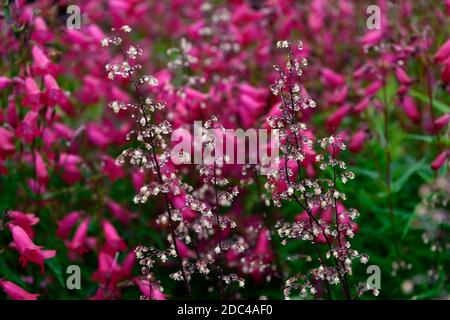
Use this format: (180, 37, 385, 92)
(16, 110, 40, 144)
(0, 279, 39, 300)
(67, 218, 90, 254)
(34, 151, 48, 184)
(86, 123, 112, 149)
(92, 251, 135, 290)
(434, 38, 450, 64)
(44, 74, 67, 107)
(399, 96, 420, 124)
(0, 76, 12, 89)
(8, 225, 56, 273)
(134, 279, 167, 300)
(100, 155, 125, 182)
(56, 211, 82, 239)
(321, 68, 345, 87)
(431, 151, 448, 171)
(349, 129, 368, 153)
(326, 104, 352, 131)
(57, 153, 83, 185)
(359, 30, 383, 46)
(23, 77, 41, 109)
(7, 211, 39, 238)
(31, 45, 53, 74)
(106, 199, 137, 226)
(395, 67, 413, 86)
(434, 113, 450, 132)
(0, 127, 15, 157)
(102, 220, 126, 254)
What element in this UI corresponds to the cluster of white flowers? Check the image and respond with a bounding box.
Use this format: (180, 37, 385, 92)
(266, 41, 371, 300)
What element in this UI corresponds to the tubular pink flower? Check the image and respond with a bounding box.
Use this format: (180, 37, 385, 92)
(0, 127, 15, 157)
(57, 211, 82, 239)
(102, 220, 127, 254)
(134, 279, 167, 300)
(7, 211, 39, 238)
(32, 45, 50, 71)
(431, 151, 448, 171)
(399, 96, 420, 124)
(34, 151, 48, 184)
(67, 218, 90, 254)
(8, 225, 56, 273)
(434, 113, 450, 132)
(321, 68, 345, 87)
(0, 280, 39, 300)
(0, 76, 12, 89)
(434, 38, 450, 64)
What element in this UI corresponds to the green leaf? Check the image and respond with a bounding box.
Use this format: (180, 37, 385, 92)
(409, 90, 450, 113)
(404, 134, 434, 143)
(45, 258, 65, 288)
(401, 208, 418, 240)
(392, 158, 427, 193)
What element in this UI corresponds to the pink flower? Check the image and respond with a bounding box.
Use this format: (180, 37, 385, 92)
(176, 239, 195, 259)
(7, 211, 39, 238)
(58, 153, 83, 184)
(321, 68, 345, 87)
(8, 225, 56, 273)
(434, 38, 450, 64)
(349, 129, 368, 153)
(134, 279, 167, 300)
(399, 96, 420, 124)
(359, 30, 383, 46)
(31, 45, 51, 73)
(106, 199, 137, 225)
(67, 218, 90, 254)
(364, 80, 383, 97)
(131, 169, 146, 192)
(44, 74, 67, 107)
(91, 253, 123, 295)
(102, 220, 126, 254)
(0, 279, 39, 300)
(92, 251, 135, 287)
(0, 127, 15, 157)
(23, 77, 41, 108)
(354, 97, 371, 113)
(326, 104, 352, 131)
(31, 17, 54, 43)
(52, 123, 74, 140)
(434, 113, 450, 132)
(121, 251, 136, 278)
(7, 100, 19, 128)
(395, 67, 413, 85)
(441, 63, 450, 83)
(86, 123, 112, 148)
(0, 76, 12, 89)
(431, 151, 448, 171)
(16, 110, 40, 144)
(171, 193, 197, 222)
(57, 211, 82, 239)
(328, 85, 349, 105)
(100, 155, 125, 182)
(34, 151, 48, 184)
(255, 228, 273, 261)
